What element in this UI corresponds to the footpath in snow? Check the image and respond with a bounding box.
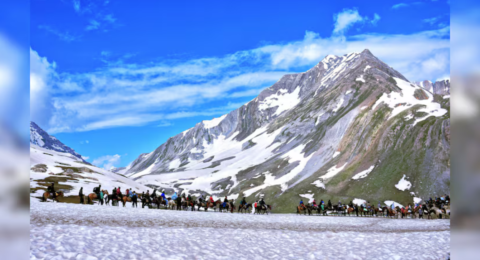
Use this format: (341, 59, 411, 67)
(30, 200, 450, 260)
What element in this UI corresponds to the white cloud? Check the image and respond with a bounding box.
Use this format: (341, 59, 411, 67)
(392, 3, 408, 9)
(156, 121, 173, 127)
(103, 14, 116, 23)
(392, 2, 422, 9)
(92, 154, 121, 170)
(30, 49, 56, 128)
(73, 0, 80, 12)
(38, 25, 81, 42)
(85, 20, 101, 31)
(371, 13, 381, 25)
(81, 156, 89, 160)
(333, 9, 364, 34)
(32, 9, 450, 133)
(423, 16, 445, 26)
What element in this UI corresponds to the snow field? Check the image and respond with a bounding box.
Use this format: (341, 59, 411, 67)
(30, 200, 450, 260)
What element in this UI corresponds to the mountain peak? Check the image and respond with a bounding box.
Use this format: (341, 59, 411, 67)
(30, 121, 86, 162)
(361, 48, 373, 56)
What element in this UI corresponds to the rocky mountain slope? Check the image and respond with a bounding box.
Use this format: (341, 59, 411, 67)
(124, 49, 450, 212)
(30, 121, 86, 163)
(415, 79, 450, 96)
(30, 122, 149, 201)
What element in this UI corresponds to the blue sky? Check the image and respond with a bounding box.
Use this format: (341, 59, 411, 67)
(30, 0, 450, 169)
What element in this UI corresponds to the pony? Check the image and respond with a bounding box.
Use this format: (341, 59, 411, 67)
(297, 204, 307, 215)
(427, 207, 449, 219)
(121, 195, 132, 207)
(169, 198, 176, 210)
(42, 190, 64, 202)
(87, 191, 104, 205)
(104, 191, 121, 206)
(205, 200, 221, 211)
(219, 201, 235, 213)
(347, 206, 355, 216)
(238, 203, 252, 213)
(256, 204, 271, 214)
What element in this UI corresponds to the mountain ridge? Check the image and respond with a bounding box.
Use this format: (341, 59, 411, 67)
(123, 49, 450, 212)
(30, 121, 87, 163)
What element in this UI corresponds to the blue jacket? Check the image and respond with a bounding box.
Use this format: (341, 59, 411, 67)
(161, 192, 166, 199)
(172, 193, 178, 200)
(300, 200, 304, 205)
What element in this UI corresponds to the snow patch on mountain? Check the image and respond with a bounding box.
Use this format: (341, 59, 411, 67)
(332, 97, 344, 113)
(352, 198, 366, 206)
(169, 159, 181, 170)
(316, 53, 360, 94)
(299, 193, 314, 203)
(258, 87, 301, 116)
(320, 163, 347, 180)
(352, 166, 375, 180)
(373, 77, 447, 124)
(395, 174, 412, 191)
(356, 75, 365, 83)
(203, 115, 227, 129)
(384, 200, 405, 208)
(190, 147, 202, 154)
(311, 180, 325, 189)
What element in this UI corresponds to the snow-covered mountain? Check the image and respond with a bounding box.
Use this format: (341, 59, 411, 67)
(124, 49, 450, 212)
(30, 123, 150, 199)
(415, 79, 450, 96)
(30, 121, 86, 162)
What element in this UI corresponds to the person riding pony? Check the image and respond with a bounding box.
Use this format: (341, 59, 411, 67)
(161, 189, 168, 207)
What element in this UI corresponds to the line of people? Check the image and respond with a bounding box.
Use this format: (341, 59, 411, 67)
(298, 193, 451, 218)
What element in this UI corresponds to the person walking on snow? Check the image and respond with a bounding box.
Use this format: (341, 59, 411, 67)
(48, 182, 56, 199)
(79, 187, 84, 204)
(132, 191, 138, 208)
(99, 190, 104, 204)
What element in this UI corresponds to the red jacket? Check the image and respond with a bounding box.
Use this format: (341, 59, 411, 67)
(117, 188, 121, 195)
(209, 197, 214, 203)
